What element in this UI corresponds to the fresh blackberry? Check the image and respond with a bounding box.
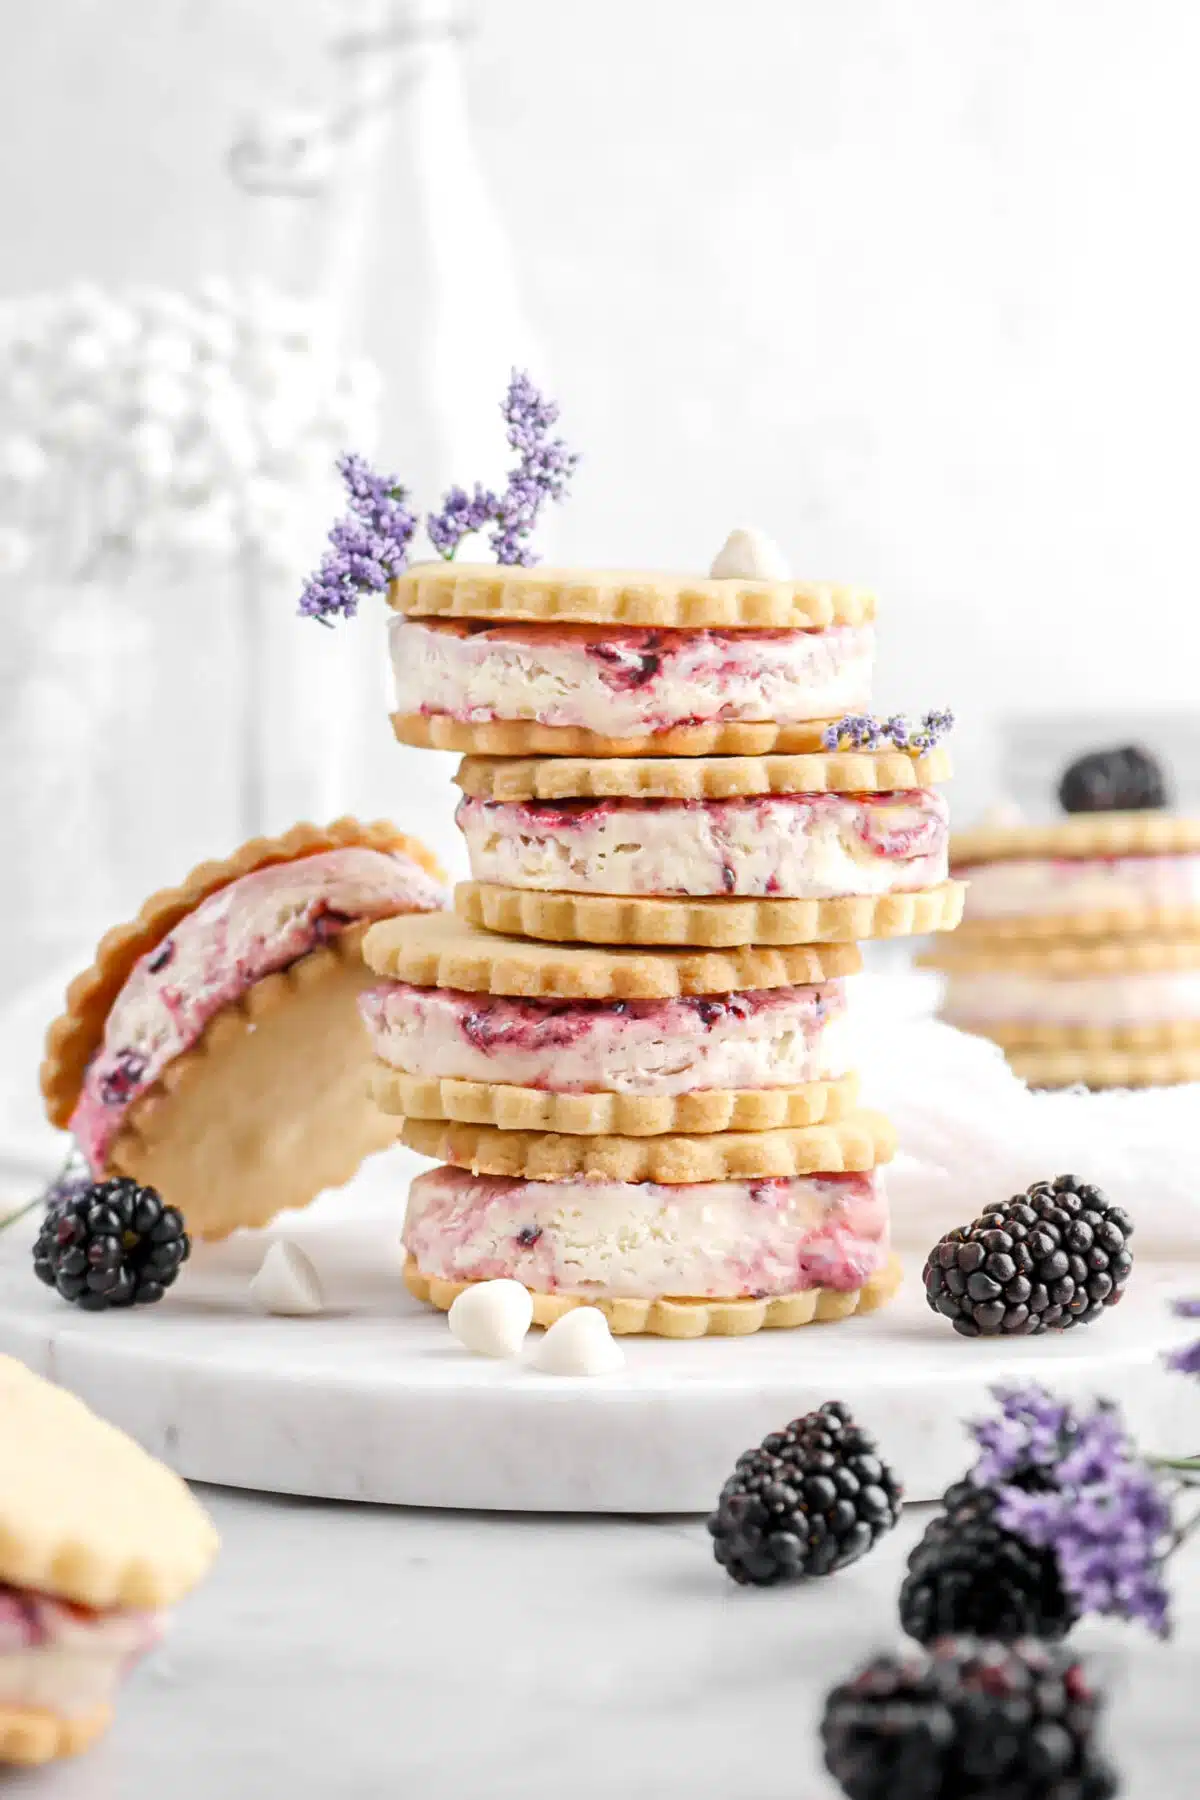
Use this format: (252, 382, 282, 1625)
(898, 1478, 1078, 1645)
(1058, 743, 1168, 813)
(924, 1174, 1133, 1338)
(706, 1400, 901, 1586)
(33, 1178, 189, 1310)
(821, 1637, 1117, 1800)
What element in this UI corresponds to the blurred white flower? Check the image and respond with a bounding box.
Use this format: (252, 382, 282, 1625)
(0, 526, 32, 574)
(127, 421, 176, 486)
(133, 370, 191, 425)
(0, 435, 49, 484)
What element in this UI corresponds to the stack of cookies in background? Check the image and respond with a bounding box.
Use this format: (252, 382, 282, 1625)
(926, 745, 1200, 1090)
(357, 543, 963, 1337)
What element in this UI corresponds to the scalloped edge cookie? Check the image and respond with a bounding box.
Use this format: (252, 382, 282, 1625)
(370, 1067, 859, 1137)
(393, 713, 845, 758)
(362, 911, 861, 995)
(399, 1109, 895, 1183)
(955, 1018, 1200, 1052)
(455, 747, 952, 802)
(0, 1704, 112, 1767)
(0, 1355, 219, 1612)
(951, 810, 1200, 866)
(106, 928, 401, 1239)
(456, 881, 967, 947)
(403, 1252, 904, 1339)
(951, 905, 1200, 943)
(40, 818, 446, 1130)
(388, 562, 876, 630)
(1007, 1042, 1200, 1090)
(921, 936, 1200, 976)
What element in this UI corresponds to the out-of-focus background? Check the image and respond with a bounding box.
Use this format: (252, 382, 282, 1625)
(3, 0, 1199, 1007)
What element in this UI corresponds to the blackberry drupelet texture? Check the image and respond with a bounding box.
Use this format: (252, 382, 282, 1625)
(707, 1401, 901, 1586)
(821, 1637, 1117, 1800)
(33, 1177, 190, 1310)
(899, 1478, 1078, 1645)
(1057, 743, 1168, 813)
(923, 1175, 1133, 1338)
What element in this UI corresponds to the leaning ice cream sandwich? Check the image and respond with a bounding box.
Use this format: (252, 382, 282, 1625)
(398, 1112, 900, 1338)
(0, 1356, 218, 1765)
(41, 819, 446, 1238)
(451, 750, 964, 947)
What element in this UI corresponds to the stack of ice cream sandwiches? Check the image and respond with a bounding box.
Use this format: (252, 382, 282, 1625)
(927, 746, 1200, 1090)
(359, 537, 963, 1337)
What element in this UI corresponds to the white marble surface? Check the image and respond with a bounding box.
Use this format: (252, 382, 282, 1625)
(3, 1188, 1196, 1511)
(5, 1484, 1198, 1799)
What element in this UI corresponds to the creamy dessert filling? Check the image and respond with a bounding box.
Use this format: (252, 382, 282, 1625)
(389, 616, 874, 735)
(958, 855, 1200, 921)
(942, 970, 1200, 1029)
(361, 980, 851, 1092)
(0, 1585, 159, 1717)
(72, 847, 447, 1171)
(404, 1165, 888, 1299)
(455, 791, 949, 899)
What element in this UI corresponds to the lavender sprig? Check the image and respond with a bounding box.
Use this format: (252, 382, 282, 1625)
(969, 1384, 1174, 1637)
(822, 708, 955, 754)
(424, 369, 580, 566)
(1167, 1296, 1200, 1379)
(299, 452, 416, 623)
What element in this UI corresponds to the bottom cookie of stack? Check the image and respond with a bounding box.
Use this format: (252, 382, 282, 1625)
(926, 936, 1200, 1089)
(398, 1114, 900, 1339)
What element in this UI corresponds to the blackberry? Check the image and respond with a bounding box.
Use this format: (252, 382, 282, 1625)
(899, 1478, 1078, 1645)
(1058, 743, 1167, 814)
(821, 1637, 1117, 1800)
(33, 1178, 190, 1310)
(706, 1400, 901, 1586)
(924, 1174, 1133, 1338)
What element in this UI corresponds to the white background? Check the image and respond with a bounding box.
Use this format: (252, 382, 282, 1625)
(3, 0, 1199, 849)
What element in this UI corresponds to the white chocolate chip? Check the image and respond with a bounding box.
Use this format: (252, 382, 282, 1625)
(249, 1240, 324, 1316)
(708, 526, 790, 582)
(530, 1307, 625, 1377)
(448, 1280, 534, 1359)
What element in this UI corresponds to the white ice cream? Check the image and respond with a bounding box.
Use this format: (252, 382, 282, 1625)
(959, 855, 1200, 922)
(943, 970, 1200, 1029)
(455, 792, 949, 899)
(389, 616, 874, 736)
(0, 1596, 158, 1717)
(360, 981, 851, 1092)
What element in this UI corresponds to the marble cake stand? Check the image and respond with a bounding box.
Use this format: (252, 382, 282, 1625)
(2, 1149, 1197, 1512)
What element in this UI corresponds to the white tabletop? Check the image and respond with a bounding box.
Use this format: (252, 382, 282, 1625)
(8, 1485, 1198, 1799)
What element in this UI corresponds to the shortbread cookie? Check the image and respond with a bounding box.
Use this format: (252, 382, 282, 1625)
(927, 933, 1200, 1046)
(457, 880, 966, 947)
(455, 747, 952, 802)
(389, 562, 877, 629)
(405, 1254, 903, 1338)
(399, 1109, 894, 1183)
(360, 909, 857, 1134)
(393, 714, 844, 757)
(402, 1162, 900, 1335)
(1008, 1043, 1200, 1090)
(0, 1356, 218, 1763)
(42, 819, 446, 1238)
(454, 789, 950, 903)
(370, 1066, 859, 1136)
(951, 811, 1200, 937)
(363, 910, 862, 997)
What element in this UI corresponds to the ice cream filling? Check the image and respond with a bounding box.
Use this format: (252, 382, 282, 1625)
(455, 791, 949, 899)
(361, 980, 851, 1092)
(71, 846, 446, 1171)
(404, 1165, 889, 1299)
(957, 855, 1200, 921)
(0, 1585, 159, 1717)
(942, 969, 1200, 1029)
(389, 616, 874, 735)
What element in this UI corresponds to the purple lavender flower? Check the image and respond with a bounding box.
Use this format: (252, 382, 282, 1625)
(425, 369, 580, 566)
(1167, 1297, 1200, 1376)
(969, 1384, 1174, 1636)
(822, 709, 954, 754)
(299, 452, 416, 623)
